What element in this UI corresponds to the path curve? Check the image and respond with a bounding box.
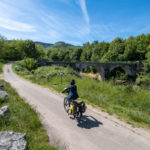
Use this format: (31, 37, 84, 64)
(3, 63, 150, 150)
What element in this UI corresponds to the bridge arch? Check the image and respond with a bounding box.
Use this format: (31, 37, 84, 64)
(109, 65, 133, 76)
(82, 65, 98, 73)
(80, 64, 105, 80)
(109, 66, 127, 80)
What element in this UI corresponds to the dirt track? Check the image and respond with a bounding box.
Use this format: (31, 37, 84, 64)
(3, 63, 150, 150)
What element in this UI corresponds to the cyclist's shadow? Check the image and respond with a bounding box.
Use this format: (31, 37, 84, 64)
(77, 115, 103, 129)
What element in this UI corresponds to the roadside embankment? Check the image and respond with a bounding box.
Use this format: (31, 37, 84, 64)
(0, 79, 57, 150)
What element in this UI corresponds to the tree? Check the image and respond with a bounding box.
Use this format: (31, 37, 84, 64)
(123, 36, 137, 61)
(143, 52, 150, 73)
(0, 35, 7, 59)
(91, 44, 101, 62)
(81, 42, 92, 61)
(36, 44, 45, 58)
(70, 48, 82, 61)
(135, 34, 148, 60)
(22, 40, 38, 58)
(20, 58, 38, 71)
(102, 37, 125, 61)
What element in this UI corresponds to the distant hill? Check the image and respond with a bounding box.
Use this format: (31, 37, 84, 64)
(50, 41, 76, 50)
(34, 41, 53, 49)
(7, 40, 53, 49)
(8, 40, 79, 50)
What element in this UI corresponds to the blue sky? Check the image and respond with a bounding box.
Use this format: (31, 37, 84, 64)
(0, 0, 150, 45)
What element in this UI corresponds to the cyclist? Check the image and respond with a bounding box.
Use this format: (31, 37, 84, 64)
(62, 79, 79, 106)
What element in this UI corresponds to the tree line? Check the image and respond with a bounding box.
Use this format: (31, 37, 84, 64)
(46, 34, 150, 62)
(0, 35, 44, 61)
(1, 33, 150, 62)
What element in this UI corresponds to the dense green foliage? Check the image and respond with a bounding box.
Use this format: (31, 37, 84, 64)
(45, 34, 150, 62)
(0, 62, 4, 74)
(15, 65, 150, 128)
(0, 59, 7, 74)
(17, 58, 38, 71)
(34, 66, 80, 79)
(35, 41, 52, 49)
(1, 33, 150, 63)
(136, 50, 150, 86)
(0, 35, 44, 60)
(0, 80, 57, 150)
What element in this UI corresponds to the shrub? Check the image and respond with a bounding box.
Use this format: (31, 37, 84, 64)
(0, 63, 3, 74)
(18, 58, 38, 71)
(34, 65, 80, 80)
(136, 74, 150, 87)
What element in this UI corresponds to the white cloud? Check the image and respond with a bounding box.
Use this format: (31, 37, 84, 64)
(40, 15, 64, 42)
(41, 13, 92, 43)
(78, 0, 90, 25)
(0, 18, 36, 32)
(0, 1, 36, 32)
(0, 1, 26, 20)
(48, 30, 62, 41)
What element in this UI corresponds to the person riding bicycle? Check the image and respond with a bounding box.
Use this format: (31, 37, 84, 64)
(62, 79, 79, 106)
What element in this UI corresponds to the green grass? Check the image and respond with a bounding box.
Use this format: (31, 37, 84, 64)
(0, 62, 4, 74)
(0, 80, 57, 150)
(0, 60, 8, 74)
(14, 64, 150, 129)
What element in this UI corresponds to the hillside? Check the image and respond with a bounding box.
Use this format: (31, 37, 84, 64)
(8, 40, 77, 49)
(34, 41, 53, 48)
(50, 41, 76, 50)
(35, 41, 78, 50)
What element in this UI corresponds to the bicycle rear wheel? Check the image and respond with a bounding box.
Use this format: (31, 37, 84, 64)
(74, 106, 82, 122)
(64, 97, 69, 112)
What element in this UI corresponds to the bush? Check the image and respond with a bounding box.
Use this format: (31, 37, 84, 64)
(34, 65, 80, 80)
(136, 74, 150, 87)
(0, 62, 3, 74)
(18, 58, 38, 71)
(124, 84, 134, 92)
(0, 59, 7, 73)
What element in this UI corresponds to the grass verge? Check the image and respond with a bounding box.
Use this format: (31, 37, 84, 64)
(0, 80, 57, 150)
(14, 64, 150, 129)
(0, 62, 4, 74)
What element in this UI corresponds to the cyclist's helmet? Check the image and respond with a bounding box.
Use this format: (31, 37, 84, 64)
(70, 79, 75, 85)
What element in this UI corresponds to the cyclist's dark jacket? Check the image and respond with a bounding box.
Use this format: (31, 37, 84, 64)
(62, 85, 78, 100)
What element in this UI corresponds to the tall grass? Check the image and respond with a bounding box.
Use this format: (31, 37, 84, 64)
(15, 65, 150, 128)
(0, 62, 4, 74)
(0, 80, 57, 150)
(0, 60, 8, 74)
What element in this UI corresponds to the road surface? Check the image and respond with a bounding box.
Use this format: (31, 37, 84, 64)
(3, 63, 150, 150)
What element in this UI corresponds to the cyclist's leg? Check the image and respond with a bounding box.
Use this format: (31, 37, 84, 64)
(67, 97, 71, 107)
(72, 99, 77, 113)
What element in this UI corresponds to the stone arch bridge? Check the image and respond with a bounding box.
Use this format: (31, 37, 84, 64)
(38, 60, 141, 80)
